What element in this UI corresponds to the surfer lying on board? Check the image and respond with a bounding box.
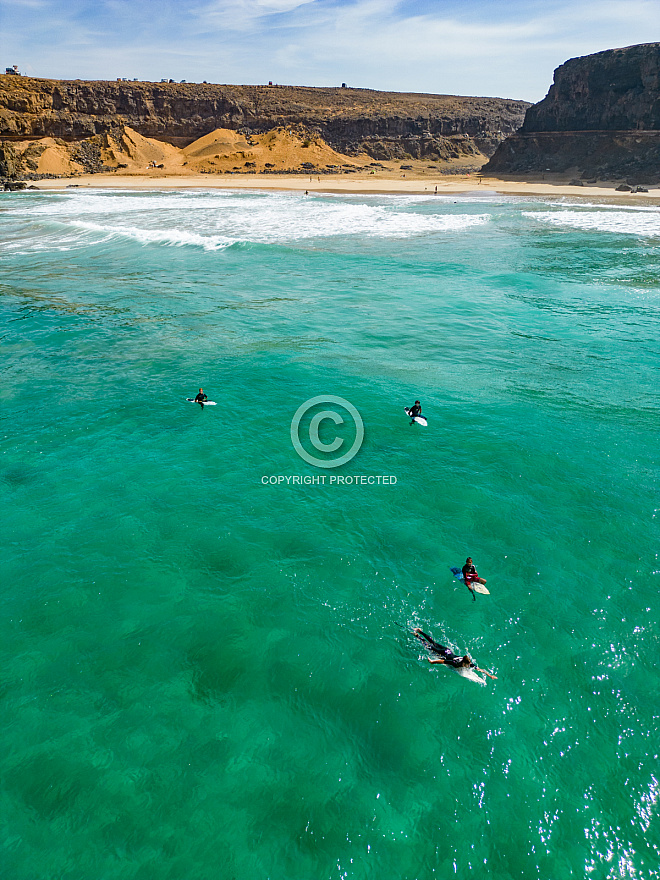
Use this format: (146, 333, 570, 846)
(194, 388, 208, 406)
(462, 557, 486, 599)
(408, 400, 422, 424)
(413, 628, 497, 679)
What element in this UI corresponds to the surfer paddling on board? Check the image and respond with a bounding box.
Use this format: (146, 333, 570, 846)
(413, 628, 497, 679)
(408, 400, 422, 424)
(194, 388, 208, 407)
(462, 557, 486, 601)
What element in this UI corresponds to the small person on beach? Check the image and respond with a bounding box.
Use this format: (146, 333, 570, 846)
(408, 400, 422, 424)
(413, 628, 497, 679)
(462, 557, 486, 599)
(194, 388, 208, 407)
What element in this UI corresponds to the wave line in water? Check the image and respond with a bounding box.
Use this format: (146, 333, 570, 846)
(69, 220, 236, 251)
(58, 208, 492, 250)
(524, 210, 660, 237)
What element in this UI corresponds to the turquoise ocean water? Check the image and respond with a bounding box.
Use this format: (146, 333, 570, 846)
(1, 188, 659, 879)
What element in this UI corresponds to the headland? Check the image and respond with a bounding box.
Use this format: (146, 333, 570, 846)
(485, 43, 660, 185)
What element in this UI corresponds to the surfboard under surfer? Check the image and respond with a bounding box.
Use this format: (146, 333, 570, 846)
(413, 628, 497, 679)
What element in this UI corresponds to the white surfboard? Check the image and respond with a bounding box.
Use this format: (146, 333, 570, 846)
(454, 666, 487, 685)
(404, 406, 428, 426)
(186, 398, 217, 405)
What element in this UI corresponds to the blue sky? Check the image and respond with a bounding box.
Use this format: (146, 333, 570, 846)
(2, 0, 660, 101)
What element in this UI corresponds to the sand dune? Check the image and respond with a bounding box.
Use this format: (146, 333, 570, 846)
(37, 141, 85, 176)
(100, 128, 184, 171)
(181, 126, 368, 174)
(13, 137, 85, 176)
(183, 129, 252, 161)
(9, 124, 393, 179)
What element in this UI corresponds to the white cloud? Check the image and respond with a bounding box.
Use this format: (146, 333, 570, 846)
(192, 0, 318, 31)
(242, 0, 660, 97)
(1, 0, 51, 7)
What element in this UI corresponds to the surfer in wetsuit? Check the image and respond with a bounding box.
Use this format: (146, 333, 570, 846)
(194, 388, 208, 407)
(462, 557, 486, 600)
(408, 400, 422, 424)
(413, 628, 497, 679)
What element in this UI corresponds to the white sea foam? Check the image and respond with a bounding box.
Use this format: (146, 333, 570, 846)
(9, 190, 491, 250)
(524, 210, 660, 237)
(205, 200, 491, 241)
(69, 220, 235, 251)
(323, 191, 517, 207)
(26, 191, 234, 217)
(543, 200, 660, 213)
(0, 227, 104, 255)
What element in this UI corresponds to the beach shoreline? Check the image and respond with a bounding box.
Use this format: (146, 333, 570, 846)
(29, 172, 660, 201)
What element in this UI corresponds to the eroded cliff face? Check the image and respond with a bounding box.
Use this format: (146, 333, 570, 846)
(485, 43, 660, 181)
(0, 76, 529, 166)
(521, 43, 660, 133)
(1, 122, 493, 184)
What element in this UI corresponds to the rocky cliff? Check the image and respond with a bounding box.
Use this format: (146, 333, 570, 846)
(484, 43, 660, 181)
(0, 76, 528, 166)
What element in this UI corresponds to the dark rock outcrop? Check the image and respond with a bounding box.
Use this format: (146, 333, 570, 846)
(0, 76, 529, 163)
(0, 140, 19, 177)
(485, 43, 660, 181)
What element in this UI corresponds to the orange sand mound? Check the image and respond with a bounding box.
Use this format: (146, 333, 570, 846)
(12, 124, 484, 181)
(181, 126, 370, 174)
(37, 141, 85, 176)
(13, 137, 84, 176)
(100, 127, 184, 170)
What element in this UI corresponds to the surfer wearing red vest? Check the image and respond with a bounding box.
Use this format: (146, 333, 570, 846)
(462, 557, 486, 599)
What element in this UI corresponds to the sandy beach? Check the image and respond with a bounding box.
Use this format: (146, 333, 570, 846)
(31, 171, 660, 201)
